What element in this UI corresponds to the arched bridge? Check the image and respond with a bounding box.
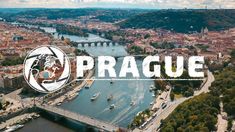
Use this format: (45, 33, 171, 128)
(91, 55, 148, 60)
(71, 41, 122, 47)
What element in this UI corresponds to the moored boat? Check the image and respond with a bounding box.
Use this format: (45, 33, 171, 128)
(110, 78, 114, 84)
(4, 124, 24, 132)
(85, 82, 90, 89)
(68, 93, 79, 100)
(56, 102, 62, 106)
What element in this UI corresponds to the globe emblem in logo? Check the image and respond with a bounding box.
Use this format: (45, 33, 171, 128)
(23, 46, 70, 93)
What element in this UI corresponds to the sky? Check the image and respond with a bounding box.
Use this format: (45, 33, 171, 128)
(0, 0, 234, 9)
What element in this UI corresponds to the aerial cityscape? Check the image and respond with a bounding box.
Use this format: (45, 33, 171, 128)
(0, 0, 235, 132)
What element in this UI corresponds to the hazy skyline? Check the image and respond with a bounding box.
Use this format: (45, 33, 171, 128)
(0, 0, 234, 9)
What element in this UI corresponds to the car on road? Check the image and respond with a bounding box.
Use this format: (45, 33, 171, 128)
(161, 102, 167, 109)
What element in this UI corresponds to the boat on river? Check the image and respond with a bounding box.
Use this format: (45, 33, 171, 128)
(85, 85, 89, 89)
(91, 92, 100, 101)
(68, 93, 79, 101)
(109, 104, 115, 110)
(110, 78, 114, 84)
(107, 94, 113, 101)
(149, 85, 155, 92)
(152, 93, 155, 97)
(130, 101, 135, 106)
(56, 102, 62, 106)
(4, 124, 24, 132)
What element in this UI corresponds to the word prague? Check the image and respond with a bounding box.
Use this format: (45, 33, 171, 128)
(77, 56, 204, 78)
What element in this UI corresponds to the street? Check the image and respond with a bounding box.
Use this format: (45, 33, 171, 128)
(133, 70, 215, 132)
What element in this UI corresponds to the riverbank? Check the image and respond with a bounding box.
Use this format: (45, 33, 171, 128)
(0, 113, 40, 131)
(47, 68, 95, 106)
(131, 70, 210, 130)
(133, 70, 214, 131)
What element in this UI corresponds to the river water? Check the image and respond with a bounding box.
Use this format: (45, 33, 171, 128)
(17, 118, 74, 132)
(16, 26, 154, 131)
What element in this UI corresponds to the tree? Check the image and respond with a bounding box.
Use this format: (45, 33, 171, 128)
(1, 57, 25, 66)
(144, 34, 150, 39)
(231, 49, 235, 59)
(160, 94, 219, 131)
(224, 99, 235, 116)
(162, 124, 174, 132)
(0, 102, 2, 110)
(227, 119, 233, 131)
(177, 127, 184, 132)
(204, 114, 217, 130)
(210, 68, 235, 117)
(185, 125, 194, 132)
(150, 42, 160, 48)
(170, 92, 175, 101)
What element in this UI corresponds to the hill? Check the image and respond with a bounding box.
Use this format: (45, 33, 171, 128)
(119, 9, 235, 33)
(0, 8, 150, 23)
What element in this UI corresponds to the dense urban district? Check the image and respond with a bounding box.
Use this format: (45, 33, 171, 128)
(0, 9, 235, 132)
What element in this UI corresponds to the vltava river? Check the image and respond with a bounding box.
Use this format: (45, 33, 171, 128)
(16, 25, 155, 130)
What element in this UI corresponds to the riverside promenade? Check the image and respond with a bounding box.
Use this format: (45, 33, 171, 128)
(45, 68, 95, 105)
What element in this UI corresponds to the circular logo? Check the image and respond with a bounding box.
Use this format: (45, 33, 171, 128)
(23, 45, 70, 93)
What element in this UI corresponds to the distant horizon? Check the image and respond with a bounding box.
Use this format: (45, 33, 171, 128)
(0, 7, 235, 10)
(0, 0, 234, 9)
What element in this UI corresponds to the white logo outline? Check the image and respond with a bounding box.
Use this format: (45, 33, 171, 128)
(23, 45, 71, 93)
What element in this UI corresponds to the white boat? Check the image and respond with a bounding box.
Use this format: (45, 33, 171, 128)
(91, 92, 100, 101)
(130, 101, 135, 106)
(33, 114, 40, 118)
(152, 93, 155, 97)
(56, 102, 62, 106)
(4, 124, 24, 132)
(68, 93, 79, 100)
(109, 104, 115, 109)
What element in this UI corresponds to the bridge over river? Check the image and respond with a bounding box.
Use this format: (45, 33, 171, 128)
(71, 41, 123, 47)
(36, 105, 125, 132)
